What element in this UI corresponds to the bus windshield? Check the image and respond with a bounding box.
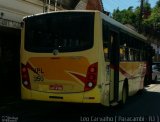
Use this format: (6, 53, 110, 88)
(24, 12, 94, 53)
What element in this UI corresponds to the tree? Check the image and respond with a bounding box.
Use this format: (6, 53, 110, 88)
(112, 0, 160, 40)
(143, 0, 160, 39)
(143, 0, 151, 19)
(112, 6, 136, 26)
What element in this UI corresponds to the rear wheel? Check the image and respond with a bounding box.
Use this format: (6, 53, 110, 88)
(118, 83, 128, 107)
(122, 85, 127, 104)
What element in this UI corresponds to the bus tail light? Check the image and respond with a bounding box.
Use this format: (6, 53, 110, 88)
(69, 62, 98, 92)
(21, 64, 31, 89)
(85, 63, 98, 91)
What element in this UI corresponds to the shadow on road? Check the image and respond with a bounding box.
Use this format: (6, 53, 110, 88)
(0, 85, 160, 122)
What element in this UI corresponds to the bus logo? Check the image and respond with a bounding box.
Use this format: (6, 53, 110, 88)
(53, 49, 59, 56)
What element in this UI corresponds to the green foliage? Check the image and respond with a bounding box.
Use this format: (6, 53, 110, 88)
(144, 0, 160, 38)
(112, 6, 139, 29)
(156, 0, 160, 7)
(112, 7, 136, 25)
(112, 0, 160, 39)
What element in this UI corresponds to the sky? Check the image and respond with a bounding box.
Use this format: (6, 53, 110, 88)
(102, 0, 158, 13)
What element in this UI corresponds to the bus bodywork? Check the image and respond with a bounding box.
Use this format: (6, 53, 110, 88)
(21, 11, 152, 106)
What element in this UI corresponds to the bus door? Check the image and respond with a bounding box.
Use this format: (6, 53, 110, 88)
(109, 30, 119, 102)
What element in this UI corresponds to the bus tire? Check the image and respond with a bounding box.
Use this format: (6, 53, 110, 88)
(120, 82, 128, 105)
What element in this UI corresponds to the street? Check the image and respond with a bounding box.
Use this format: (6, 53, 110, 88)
(0, 83, 160, 122)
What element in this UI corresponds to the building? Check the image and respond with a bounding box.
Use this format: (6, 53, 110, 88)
(0, 0, 105, 97)
(0, 0, 62, 97)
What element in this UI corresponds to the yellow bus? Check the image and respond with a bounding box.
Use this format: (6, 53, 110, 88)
(20, 10, 153, 106)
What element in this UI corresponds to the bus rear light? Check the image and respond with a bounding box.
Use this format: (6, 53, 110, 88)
(22, 67, 27, 73)
(22, 74, 28, 79)
(88, 74, 95, 80)
(24, 81, 29, 85)
(84, 81, 95, 91)
(87, 82, 94, 88)
(70, 62, 98, 92)
(89, 67, 96, 73)
(85, 62, 98, 91)
(21, 64, 31, 89)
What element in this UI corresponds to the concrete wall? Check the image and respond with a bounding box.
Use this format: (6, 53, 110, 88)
(0, 0, 45, 97)
(0, 0, 45, 22)
(0, 0, 64, 23)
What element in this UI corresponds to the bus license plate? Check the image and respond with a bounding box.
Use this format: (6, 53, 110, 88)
(49, 84, 63, 90)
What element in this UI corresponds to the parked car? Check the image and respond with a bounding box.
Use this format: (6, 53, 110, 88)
(152, 62, 160, 82)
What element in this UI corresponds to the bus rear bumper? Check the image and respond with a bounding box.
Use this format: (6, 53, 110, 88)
(21, 86, 101, 104)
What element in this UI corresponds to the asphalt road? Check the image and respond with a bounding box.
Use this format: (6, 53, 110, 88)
(0, 83, 160, 122)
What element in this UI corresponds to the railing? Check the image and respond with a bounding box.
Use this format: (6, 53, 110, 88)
(0, 18, 21, 29)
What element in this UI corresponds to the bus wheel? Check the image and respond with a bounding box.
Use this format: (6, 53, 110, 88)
(121, 84, 128, 105)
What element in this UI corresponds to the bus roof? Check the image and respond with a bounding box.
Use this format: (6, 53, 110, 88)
(23, 10, 97, 19)
(99, 11, 147, 42)
(23, 10, 147, 43)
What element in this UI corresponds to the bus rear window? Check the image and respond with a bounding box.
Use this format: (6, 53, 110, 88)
(24, 12, 94, 52)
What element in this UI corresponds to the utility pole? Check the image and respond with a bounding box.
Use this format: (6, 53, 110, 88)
(138, 0, 144, 33)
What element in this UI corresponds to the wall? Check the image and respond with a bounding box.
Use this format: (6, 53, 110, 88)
(0, 0, 64, 23)
(0, 0, 45, 22)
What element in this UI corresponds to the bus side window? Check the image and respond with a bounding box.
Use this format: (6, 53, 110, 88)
(104, 46, 109, 61)
(129, 48, 134, 61)
(140, 51, 143, 61)
(120, 47, 125, 61)
(135, 50, 140, 61)
(103, 20, 110, 61)
(125, 48, 129, 61)
(120, 47, 129, 61)
(142, 51, 146, 61)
